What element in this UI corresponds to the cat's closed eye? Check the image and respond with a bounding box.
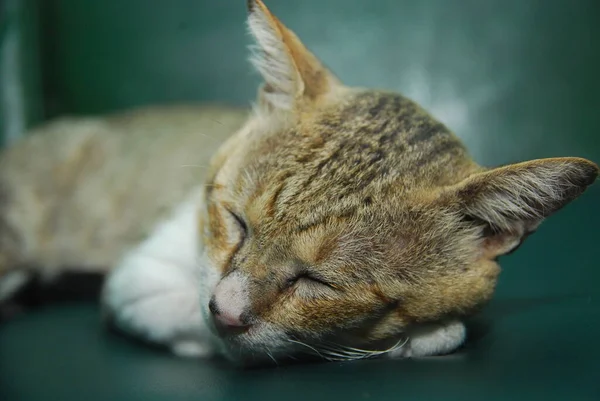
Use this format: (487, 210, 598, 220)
(227, 208, 248, 241)
(285, 272, 338, 293)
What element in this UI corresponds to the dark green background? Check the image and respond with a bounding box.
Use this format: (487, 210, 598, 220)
(1, 0, 599, 400)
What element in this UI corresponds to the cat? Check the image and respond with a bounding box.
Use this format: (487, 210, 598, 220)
(0, 0, 597, 366)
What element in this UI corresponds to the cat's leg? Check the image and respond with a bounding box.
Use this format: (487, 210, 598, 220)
(389, 319, 466, 358)
(101, 193, 220, 358)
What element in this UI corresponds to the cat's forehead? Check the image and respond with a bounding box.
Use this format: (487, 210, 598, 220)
(233, 90, 465, 225)
(321, 90, 428, 125)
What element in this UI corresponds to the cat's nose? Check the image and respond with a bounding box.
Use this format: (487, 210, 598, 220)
(209, 297, 251, 336)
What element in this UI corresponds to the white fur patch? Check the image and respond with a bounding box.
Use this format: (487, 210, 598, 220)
(101, 189, 218, 357)
(389, 320, 466, 358)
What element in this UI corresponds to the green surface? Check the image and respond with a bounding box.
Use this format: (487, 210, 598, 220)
(2, 296, 600, 401)
(1, 0, 600, 400)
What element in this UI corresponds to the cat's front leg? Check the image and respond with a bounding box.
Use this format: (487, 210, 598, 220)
(101, 194, 219, 358)
(101, 254, 214, 358)
(389, 319, 466, 359)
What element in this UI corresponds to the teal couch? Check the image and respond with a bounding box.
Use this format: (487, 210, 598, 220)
(1, 1, 599, 400)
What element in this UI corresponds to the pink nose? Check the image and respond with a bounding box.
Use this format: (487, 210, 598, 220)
(209, 297, 250, 335)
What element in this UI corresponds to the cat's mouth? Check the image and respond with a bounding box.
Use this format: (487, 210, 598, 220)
(205, 312, 290, 359)
(211, 317, 407, 365)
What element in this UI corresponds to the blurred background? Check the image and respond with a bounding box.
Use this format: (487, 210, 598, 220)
(1, 1, 600, 400)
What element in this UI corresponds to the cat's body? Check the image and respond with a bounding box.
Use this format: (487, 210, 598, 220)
(0, 105, 248, 280)
(0, 0, 597, 366)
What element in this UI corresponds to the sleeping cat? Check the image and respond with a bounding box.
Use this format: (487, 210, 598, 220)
(0, 0, 597, 365)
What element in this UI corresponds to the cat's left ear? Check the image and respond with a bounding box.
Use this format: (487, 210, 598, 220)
(445, 157, 598, 259)
(246, 0, 341, 111)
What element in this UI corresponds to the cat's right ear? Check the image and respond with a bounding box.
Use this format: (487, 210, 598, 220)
(445, 157, 598, 259)
(246, 0, 341, 112)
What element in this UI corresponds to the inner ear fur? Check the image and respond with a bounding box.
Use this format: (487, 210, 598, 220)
(448, 157, 598, 258)
(246, 0, 341, 111)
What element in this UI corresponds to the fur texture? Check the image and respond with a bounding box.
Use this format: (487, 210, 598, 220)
(0, 0, 597, 366)
(0, 105, 248, 279)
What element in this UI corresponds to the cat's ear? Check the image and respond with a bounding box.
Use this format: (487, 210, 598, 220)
(448, 157, 598, 258)
(246, 0, 340, 111)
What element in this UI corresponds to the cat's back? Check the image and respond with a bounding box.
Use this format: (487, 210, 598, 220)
(0, 104, 248, 274)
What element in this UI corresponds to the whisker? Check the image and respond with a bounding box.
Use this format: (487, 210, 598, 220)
(288, 336, 409, 362)
(316, 349, 356, 361)
(321, 348, 370, 361)
(287, 339, 333, 361)
(264, 346, 278, 365)
(316, 344, 366, 357)
(319, 337, 409, 360)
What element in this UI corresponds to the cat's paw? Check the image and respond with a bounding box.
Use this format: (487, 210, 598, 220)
(101, 256, 214, 358)
(388, 319, 466, 359)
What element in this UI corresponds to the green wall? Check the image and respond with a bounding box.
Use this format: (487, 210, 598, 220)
(0, 0, 42, 146)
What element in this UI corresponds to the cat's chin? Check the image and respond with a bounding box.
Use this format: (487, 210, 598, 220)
(215, 327, 408, 366)
(210, 321, 295, 365)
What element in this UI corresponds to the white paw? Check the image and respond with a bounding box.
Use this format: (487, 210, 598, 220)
(102, 255, 213, 357)
(388, 320, 466, 359)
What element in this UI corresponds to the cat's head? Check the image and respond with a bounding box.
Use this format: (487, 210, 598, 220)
(200, 0, 598, 364)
